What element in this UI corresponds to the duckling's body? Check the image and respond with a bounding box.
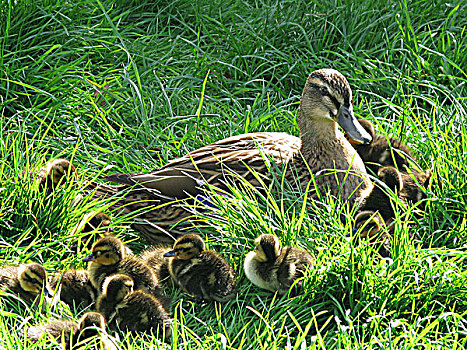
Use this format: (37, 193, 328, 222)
(164, 234, 236, 302)
(348, 119, 412, 174)
(97, 274, 171, 336)
(27, 311, 106, 349)
(0, 263, 51, 305)
(50, 269, 96, 310)
(140, 245, 172, 284)
(244, 234, 313, 295)
(353, 210, 393, 257)
(83, 236, 160, 296)
(89, 69, 373, 243)
(38, 159, 76, 193)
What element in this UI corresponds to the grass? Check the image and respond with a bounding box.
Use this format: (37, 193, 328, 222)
(1, 0, 467, 348)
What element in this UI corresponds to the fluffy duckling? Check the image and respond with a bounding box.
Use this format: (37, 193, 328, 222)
(0, 263, 52, 305)
(347, 119, 412, 174)
(353, 210, 392, 257)
(360, 166, 429, 220)
(97, 274, 171, 336)
(27, 311, 106, 349)
(49, 269, 96, 310)
(38, 158, 77, 193)
(140, 245, 172, 284)
(83, 236, 160, 296)
(244, 234, 313, 295)
(164, 234, 236, 302)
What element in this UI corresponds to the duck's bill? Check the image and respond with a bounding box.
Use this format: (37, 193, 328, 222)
(82, 254, 95, 262)
(163, 250, 176, 257)
(337, 106, 372, 144)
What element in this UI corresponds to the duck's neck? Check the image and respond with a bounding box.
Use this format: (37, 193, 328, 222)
(299, 117, 339, 157)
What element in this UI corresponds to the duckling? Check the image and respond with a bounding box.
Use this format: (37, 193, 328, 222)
(359, 166, 429, 220)
(97, 274, 171, 336)
(140, 245, 172, 284)
(359, 166, 404, 220)
(353, 210, 392, 257)
(163, 234, 236, 302)
(27, 311, 106, 349)
(87, 69, 373, 244)
(82, 236, 160, 297)
(244, 234, 313, 295)
(38, 158, 77, 193)
(49, 269, 96, 310)
(347, 119, 412, 174)
(0, 263, 52, 305)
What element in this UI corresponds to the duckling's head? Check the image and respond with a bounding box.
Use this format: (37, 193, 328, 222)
(353, 211, 384, 239)
(299, 69, 372, 145)
(82, 236, 125, 265)
(252, 234, 281, 262)
(101, 274, 134, 302)
(77, 312, 106, 342)
(39, 159, 76, 188)
(82, 211, 112, 234)
(163, 234, 205, 259)
(18, 263, 52, 297)
(378, 166, 403, 192)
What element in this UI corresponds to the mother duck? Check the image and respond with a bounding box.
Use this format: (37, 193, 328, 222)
(91, 69, 373, 243)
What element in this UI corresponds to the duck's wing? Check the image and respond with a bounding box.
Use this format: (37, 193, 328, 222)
(105, 132, 301, 198)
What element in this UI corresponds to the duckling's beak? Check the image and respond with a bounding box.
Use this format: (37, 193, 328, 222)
(163, 250, 176, 257)
(337, 106, 372, 144)
(82, 254, 96, 262)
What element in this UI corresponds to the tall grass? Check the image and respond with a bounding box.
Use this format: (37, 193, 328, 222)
(1, 0, 466, 348)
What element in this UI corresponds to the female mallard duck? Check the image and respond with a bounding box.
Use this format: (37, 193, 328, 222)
(346, 119, 413, 174)
(82, 236, 160, 297)
(89, 69, 373, 243)
(97, 274, 171, 336)
(244, 234, 313, 295)
(38, 159, 76, 193)
(49, 269, 97, 310)
(27, 311, 106, 349)
(163, 234, 236, 302)
(0, 263, 52, 305)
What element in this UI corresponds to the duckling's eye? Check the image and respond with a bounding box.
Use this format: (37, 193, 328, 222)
(30, 278, 38, 284)
(319, 86, 329, 95)
(105, 253, 110, 258)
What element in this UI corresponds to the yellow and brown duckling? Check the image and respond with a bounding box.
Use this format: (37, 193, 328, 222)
(353, 210, 393, 257)
(69, 211, 113, 253)
(97, 274, 171, 336)
(88, 69, 373, 244)
(50, 269, 97, 310)
(38, 158, 77, 193)
(347, 119, 413, 174)
(83, 236, 161, 297)
(164, 234, 236, 302)
(27, 311, 106, 349)
(244, 234, 313, 295)
(0, 263, 52, 305)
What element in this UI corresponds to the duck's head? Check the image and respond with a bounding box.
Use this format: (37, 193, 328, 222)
(252, 234, 281, 263)
(18, 263, 52, 297)
(82, 236, 125, 265)
(353, 211, 384, 239)
(378, 166, 403, 192)
(299, 69, 372, 145)
(163, 234, 205, 259)
(77, 311, 106, 342)
(39, 159, 77, 188)
(101, 274, 134, 302)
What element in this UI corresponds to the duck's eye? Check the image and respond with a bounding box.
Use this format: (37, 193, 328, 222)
(319, 86, 329, 95)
